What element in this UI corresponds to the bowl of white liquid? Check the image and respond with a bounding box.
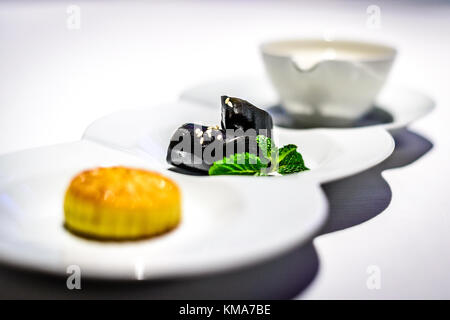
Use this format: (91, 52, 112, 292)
(261, 39, 397, 127)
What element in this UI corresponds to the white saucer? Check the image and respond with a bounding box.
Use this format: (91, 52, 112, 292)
(0, 101, 394, 280)
(180, 75, 435, 132)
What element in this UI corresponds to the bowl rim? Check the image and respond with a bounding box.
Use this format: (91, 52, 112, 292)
(260, 38, 397, 62)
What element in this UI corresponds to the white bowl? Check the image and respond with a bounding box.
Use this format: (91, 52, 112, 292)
(261, 39, 397, 127)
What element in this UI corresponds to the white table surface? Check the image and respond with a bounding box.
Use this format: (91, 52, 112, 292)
(0, 0, 449, 299)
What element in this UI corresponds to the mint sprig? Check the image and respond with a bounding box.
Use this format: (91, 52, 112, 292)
(208, 135, 309, 176)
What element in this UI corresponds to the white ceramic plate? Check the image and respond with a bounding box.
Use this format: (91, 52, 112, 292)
(180, 75, 435, 132)
(84, 101, 395, 184)
(0, 101, 394, 280)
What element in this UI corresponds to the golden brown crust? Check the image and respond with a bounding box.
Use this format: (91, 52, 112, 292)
(66, 166, 180, 210)
(64, 166, 182, 240)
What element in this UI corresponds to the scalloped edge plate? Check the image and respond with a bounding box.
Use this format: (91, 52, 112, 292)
(0, 100, 394, 280)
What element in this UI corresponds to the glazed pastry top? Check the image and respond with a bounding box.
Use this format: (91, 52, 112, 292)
(66, 166, 180, 210)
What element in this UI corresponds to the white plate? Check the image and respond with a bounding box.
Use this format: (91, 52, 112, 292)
(180, 75, 435, 132)
(0, 101, 394, 280)
(84, 101, 395, 184)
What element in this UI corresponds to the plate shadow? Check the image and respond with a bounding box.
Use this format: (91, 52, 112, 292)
(320, 128, 433, 234)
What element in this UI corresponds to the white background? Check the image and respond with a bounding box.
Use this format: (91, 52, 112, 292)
(0, 0, 449, 299)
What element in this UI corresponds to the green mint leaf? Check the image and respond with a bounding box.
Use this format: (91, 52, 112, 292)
(256, 135, 274, 159)
(208, 152, 267, 176)
(277, 144, 297, 163)
(277, 144, 309, 175)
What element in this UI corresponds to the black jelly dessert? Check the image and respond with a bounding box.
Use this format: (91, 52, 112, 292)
(167, 124, 262, 173)
(220, 96, 273, 138)
(166, 123, 224, 173)
(167, 96, 273, 173)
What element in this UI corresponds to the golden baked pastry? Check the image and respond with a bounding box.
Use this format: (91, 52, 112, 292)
(64, 166, 181, 240)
